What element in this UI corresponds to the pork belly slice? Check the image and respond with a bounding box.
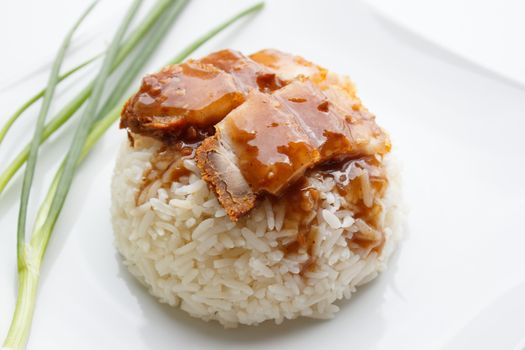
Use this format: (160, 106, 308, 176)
(196, 79, 390, 220)
(196, 91, 320, 220)
(252, 50, 391, 156)
(120, 61, 245, 141)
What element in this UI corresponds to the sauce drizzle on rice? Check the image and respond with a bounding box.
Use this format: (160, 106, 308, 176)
(123, 48, 391, 260)
(275, 156, 388, 272)
(136, 126, 213, 205)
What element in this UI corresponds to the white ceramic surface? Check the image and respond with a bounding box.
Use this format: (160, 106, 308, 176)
(362, 0, 525, 87)
(1, 1, 524, 349)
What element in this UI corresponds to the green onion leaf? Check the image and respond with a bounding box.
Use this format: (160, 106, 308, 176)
(2, 3, 264, 349)
(42, 0, 144, 236)
(0, 0, 176, 196)
(16, 0, 98, 271)
(31, 0, 192, 251)
(2, 2, 99, 346)
(2, 1, 144, 348)
(0, 54, 101, 146)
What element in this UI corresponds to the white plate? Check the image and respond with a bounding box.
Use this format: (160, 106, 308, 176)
(1, 1, 525, 349)
(361, 0, 525, 87)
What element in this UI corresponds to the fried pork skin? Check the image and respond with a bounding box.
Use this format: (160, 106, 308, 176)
(121, 49, 390, 220)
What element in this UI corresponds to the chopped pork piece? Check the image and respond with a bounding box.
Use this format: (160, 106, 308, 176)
(196, 91, 319, 220)
(120, 61, 245, 141)
(121, 49, 390, 220)
(217, 92, 318, 192)
(196, 80, 389, 220)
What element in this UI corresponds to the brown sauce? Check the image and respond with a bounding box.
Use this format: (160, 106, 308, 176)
(136, 140, 388, 273)
(120, 62, 245, 142)
(124, 49, 392, 272)
(274, 156, 388, 273)
(319, 156, 388, 253)
(224, 92, 319, 195)
(123, 49, 390, 220)
(136, 145, 188, 206)
(275, 177, 320, 274)
(135, 127, 213, 205)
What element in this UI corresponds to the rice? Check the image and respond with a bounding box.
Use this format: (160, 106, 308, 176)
(111, 137, 403, 327)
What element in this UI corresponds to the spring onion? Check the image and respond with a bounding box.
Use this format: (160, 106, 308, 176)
(2, 2, 264, 349)
(17, 0, 98, 276)
(3, 0, 146, 348)
(0, 0, 176, 195)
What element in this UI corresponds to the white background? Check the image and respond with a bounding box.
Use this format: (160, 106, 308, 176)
(1, 1, 525, 349)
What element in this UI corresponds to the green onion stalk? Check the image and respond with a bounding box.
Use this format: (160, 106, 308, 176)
(1, 2, 264, 350)
(5, 3, 98, 345)
(2, 0, 146, 348)
(0, 0, 177, 195)
(16, 0, 98, 280)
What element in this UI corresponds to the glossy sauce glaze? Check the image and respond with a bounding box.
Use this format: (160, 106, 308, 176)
(121, 50, 287, 143)
(123, 49, 391, 268)
(250, 49, 327, 84)
(201, 74, 389, 220)
(121, 62, 245, 142)
(224, 91, 319, 195)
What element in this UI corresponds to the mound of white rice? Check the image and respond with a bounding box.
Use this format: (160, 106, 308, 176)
(111, 136, 403, 327)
